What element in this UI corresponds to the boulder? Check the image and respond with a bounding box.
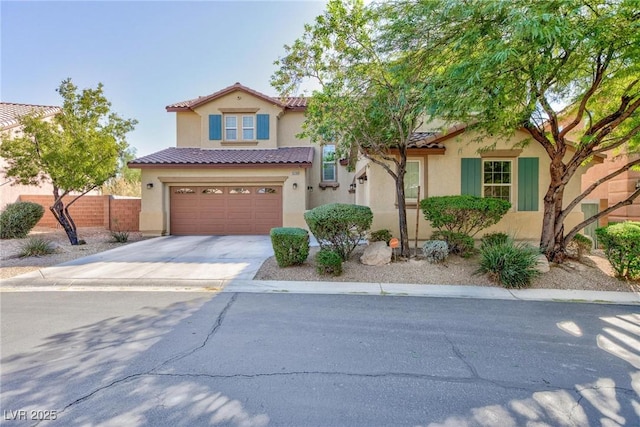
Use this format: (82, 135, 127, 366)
(360, 241, 392, 266)
(535, 254, 550, 273)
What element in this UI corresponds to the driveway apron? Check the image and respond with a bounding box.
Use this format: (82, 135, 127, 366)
(20, 236, 274, 282)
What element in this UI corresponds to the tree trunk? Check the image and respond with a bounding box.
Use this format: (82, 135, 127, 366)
(540, 177, 567, 263)
(50, 186, 79, 245)
(396, 177, 410, 258)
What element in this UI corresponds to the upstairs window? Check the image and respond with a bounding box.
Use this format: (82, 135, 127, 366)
(322, 144, 337, 182)
(225, 116, 237, 140)
(242, 116, 254, 140)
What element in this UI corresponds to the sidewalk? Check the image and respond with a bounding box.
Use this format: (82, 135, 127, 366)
(1, 276, 638, 305)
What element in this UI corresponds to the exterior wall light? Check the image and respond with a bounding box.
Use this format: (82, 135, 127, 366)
(293, 182, 298, 190)
(146, 183, 154, 189)
(358, 175, 367, 184)
(307, 186, 313, 192)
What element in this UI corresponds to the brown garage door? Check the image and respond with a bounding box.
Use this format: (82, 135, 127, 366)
(170, 186, 282, 235)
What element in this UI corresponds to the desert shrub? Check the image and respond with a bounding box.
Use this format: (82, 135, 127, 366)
(0, 201, 45, 239)
(315, 249, 343, 276)
(110, 230, 130, 243)
(420, 195, 511, 237)
(18, 237, 55, 257)
(270, 227, 310, 268)
(304, 203, 373, 261)
(567, 233, 593, 259)
(422, 240, 449, 263)
(431, 231, 476, 258)
(476, 241, 541, 288)
(480, 232, 510, 250)
(596, 222, 640, 280)
(369, 229, 392, 244)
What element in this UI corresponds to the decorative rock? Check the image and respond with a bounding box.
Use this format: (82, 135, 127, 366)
(535, 254, 550, 273)
(360, 241, 392, 266)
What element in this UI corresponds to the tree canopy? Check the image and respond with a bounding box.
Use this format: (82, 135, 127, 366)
(381, 0, 640, 261)
(0, 78, 137, 244)
(272, 0, 430, 257)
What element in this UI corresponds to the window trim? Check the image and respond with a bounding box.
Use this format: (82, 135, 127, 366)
(321, 144, 338, 183)
(404, 158, 424, 204)
(225, 115, 238, 141)
(482, 159, 513, 204)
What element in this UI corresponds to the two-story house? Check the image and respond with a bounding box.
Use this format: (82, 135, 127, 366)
(131, 83, 595, 241)
(129, 83, 355, 236)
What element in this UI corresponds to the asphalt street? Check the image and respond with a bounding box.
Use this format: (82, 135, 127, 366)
(1, 291, 638, 426)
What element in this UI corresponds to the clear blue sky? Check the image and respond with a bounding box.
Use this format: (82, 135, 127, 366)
(1, 0, 327, 156)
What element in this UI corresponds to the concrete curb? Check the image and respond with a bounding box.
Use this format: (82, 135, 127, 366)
(1, 277, 638, 305)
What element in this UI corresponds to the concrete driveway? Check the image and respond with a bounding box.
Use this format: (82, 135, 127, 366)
(16, 235, 274, 284)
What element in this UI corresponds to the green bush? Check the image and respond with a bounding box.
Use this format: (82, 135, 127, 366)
(595, 222, 640, 280)
(270, 227, 310, 268)
(315, 249, 343, 276)
(422, 240, 449, 263)
(420, 195, 511, 237)
(369, 229, 392, 244)
(431, 231, 476, 258)
(476, 240, 541, 288)
(0, 201, 45, 239)
(567, 233, 592, 259)
(18, 237, 56, 257)
(304, 203, 373, 261)
(480, 232, 510, 250)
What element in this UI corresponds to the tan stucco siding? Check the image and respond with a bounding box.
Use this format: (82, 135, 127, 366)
(179, 90, 283, 149)
(175, 112, 201, 147)
(138, 167, 309, 236)
(357, 129, 589, 241)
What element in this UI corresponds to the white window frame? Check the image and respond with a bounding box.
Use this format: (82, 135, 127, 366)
(321, 144, 337, 182)
(242, 115, 255, 140)
(482, 159, 512, 203)
(404, 158, 423, 203)
(225, 116, 237, 141)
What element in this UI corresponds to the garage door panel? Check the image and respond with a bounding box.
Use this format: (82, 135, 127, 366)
(170, 185, 282, 235)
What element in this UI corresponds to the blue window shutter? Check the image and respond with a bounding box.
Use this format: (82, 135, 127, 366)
(461, 158, 481, 196)
(209, 115, 222, 140)
(518, 157, 539, 211)
(256, 114, 269, 140)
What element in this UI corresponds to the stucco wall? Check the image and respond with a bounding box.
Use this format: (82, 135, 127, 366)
(582, 154, 640, 222)
(139, 167, 309, 236)
(357, 130, 589, 241)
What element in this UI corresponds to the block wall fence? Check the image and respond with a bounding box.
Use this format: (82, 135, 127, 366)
(18, 195, 140, 231)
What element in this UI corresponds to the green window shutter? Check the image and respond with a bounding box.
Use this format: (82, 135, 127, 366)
(518, 157, 539, 211)
(256, 114, 269, 140)
(461, 158, 481, 196)
(209, 115, 222, 140)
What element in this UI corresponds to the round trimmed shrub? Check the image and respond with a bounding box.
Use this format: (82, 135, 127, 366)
(596, 222, 640, 280)
(369, 229, 392, 244)
(0, 201, 45, 239)
(304, 203, 373, 261)
(315, 249, 343, 276)
(270, 227, 310, 268)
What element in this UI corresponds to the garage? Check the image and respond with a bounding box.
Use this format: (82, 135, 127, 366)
(170, 185, 282, 235)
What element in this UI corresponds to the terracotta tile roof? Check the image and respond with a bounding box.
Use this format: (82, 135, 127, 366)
(0, 102, 60, 130)
(407, 132, 443, 149)
(166, 82, 308, 112)
(129, 147, 314, 168)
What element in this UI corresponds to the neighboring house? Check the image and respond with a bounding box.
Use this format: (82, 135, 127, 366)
(130, 83, 596, 240)
(581, 154, 640, 223)
(0, 102, 60, 208)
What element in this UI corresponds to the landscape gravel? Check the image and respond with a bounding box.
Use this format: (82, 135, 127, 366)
(1, 228, 637, 294)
